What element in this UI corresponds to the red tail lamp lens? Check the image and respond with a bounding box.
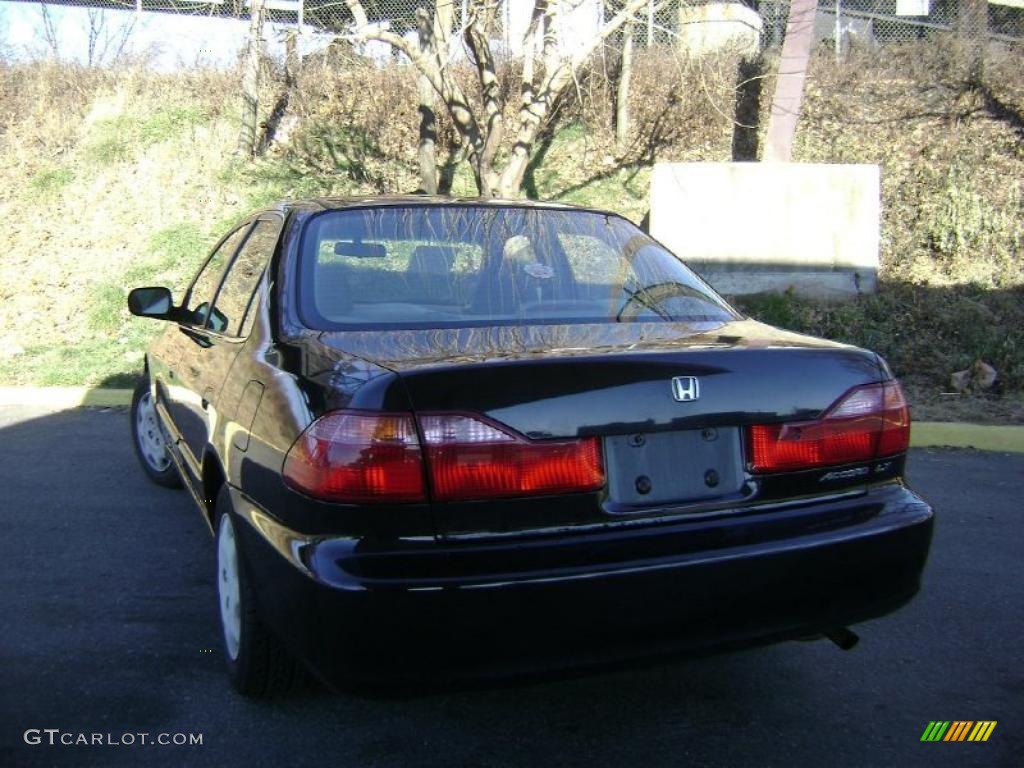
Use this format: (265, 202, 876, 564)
(749, 381, 910, 473)
(876, 381, 911, 456)
(284, 411, 605, 503)
(283, 411, 426, 502)
(418, 414, 604, 502)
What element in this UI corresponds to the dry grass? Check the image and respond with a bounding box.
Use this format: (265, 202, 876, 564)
(796, 42, 1023, 289)
(0, 62, 241, 376)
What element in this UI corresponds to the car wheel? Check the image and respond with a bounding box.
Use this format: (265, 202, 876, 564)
(130, 379, 182, 489)
(215, 485, 299, 697)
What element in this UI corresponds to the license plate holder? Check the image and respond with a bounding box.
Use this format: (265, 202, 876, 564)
(603, 428, 745, 507)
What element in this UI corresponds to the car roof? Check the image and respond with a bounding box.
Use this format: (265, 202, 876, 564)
(255, 195, 614, 217)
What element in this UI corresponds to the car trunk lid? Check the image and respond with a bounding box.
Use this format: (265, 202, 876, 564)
(318, 319, 888, 534)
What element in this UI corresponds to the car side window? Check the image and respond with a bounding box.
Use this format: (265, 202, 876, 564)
(208, 219, 280, 336)
(186, 225, 250, 327)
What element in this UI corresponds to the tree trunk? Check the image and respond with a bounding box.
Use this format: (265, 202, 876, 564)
(416, 44, 438, 192)
(763, 0, 816, 162)
(417, 75, 438, 194)
(496, 152, 530, 198)
(615, 21, 634, 153)
(257, 30, 298, 154)
(236, 0, 266, 158)
(731, 54, 764, 161)
(958, 0, 987, 83)
(417, 2, 457, 193)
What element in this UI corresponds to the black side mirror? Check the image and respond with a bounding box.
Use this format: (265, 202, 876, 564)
(128, 286, 174, 319)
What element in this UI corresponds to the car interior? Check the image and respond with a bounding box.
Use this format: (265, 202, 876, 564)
(303, 207, 733, 328)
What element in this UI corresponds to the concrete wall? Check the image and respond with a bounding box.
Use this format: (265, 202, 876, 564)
(649, 163, 880, 299)
(677, 3, 763, 58)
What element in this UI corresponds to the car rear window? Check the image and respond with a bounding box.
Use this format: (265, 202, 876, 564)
(297, 205, 738, 330)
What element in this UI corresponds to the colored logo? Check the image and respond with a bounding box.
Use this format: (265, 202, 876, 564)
(920, 721, 997, 742)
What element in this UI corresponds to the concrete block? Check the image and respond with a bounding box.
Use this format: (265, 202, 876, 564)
(677, 3, 763, 58)
(649, 162, 880, 299)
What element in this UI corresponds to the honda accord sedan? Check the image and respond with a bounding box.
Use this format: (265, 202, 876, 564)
(128, 197, 933, 696)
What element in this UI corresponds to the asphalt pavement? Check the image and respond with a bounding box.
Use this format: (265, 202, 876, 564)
(1, 404, 1021, 768)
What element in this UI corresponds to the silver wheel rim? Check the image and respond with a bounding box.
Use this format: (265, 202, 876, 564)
(218, 513, 242, 661)
(135, 391, 171, 472)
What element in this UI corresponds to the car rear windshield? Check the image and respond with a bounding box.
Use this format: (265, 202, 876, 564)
(296, 205, 739, 330)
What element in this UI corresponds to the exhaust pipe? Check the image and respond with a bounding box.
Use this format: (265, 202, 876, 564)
(825, 627, 860, 650)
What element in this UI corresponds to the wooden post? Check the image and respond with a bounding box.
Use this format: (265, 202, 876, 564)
(763, 0, 817, 162)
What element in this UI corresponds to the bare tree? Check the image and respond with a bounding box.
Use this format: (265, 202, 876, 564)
(236, 0, 268, 158)
(85, 9, 137, 67)
(345, 0, 661, 198)
(38, 4, 61, 59)
(87, 10, 104, 67)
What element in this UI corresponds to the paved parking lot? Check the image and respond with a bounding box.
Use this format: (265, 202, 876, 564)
(1, 405, 1021, 768)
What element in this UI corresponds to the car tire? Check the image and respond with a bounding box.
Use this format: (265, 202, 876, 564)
(215, 485, 299, 697)
(130, 379, 182, 489)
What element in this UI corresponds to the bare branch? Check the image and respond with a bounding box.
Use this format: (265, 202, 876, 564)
(38, 4, 60, 59)
(344, 0, 487, 188)
(496, 0, 664, 196)
(520, 2, 545, 111)
(541, 0, 661, 103)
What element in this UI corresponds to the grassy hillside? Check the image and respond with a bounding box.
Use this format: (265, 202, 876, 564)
(0, 44, 1020, 421)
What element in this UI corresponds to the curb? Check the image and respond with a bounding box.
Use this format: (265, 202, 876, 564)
(1, 387, 1022, 453)
(0, 386, 133, 408)
(910, 422, 1024, 454)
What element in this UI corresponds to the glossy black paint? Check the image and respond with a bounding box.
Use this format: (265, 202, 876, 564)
(134, 196, 934, 686)
(232, 483, 932, 685)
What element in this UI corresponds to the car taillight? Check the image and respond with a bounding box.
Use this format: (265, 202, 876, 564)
(283, 411, 605, 503)
(748, 381, 910, 473)
(419, 413, 604, 502)
(283, 411, 426, 502)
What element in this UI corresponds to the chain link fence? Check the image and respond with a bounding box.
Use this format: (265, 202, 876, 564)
(0, 0, 1019, 68)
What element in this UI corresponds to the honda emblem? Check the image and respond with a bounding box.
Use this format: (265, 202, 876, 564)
(671, 376, 700, 402)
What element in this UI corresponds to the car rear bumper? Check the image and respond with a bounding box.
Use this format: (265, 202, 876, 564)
(231, 483, 933, 687)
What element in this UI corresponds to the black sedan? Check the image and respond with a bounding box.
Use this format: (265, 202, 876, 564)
(128, 197, 933, 696)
